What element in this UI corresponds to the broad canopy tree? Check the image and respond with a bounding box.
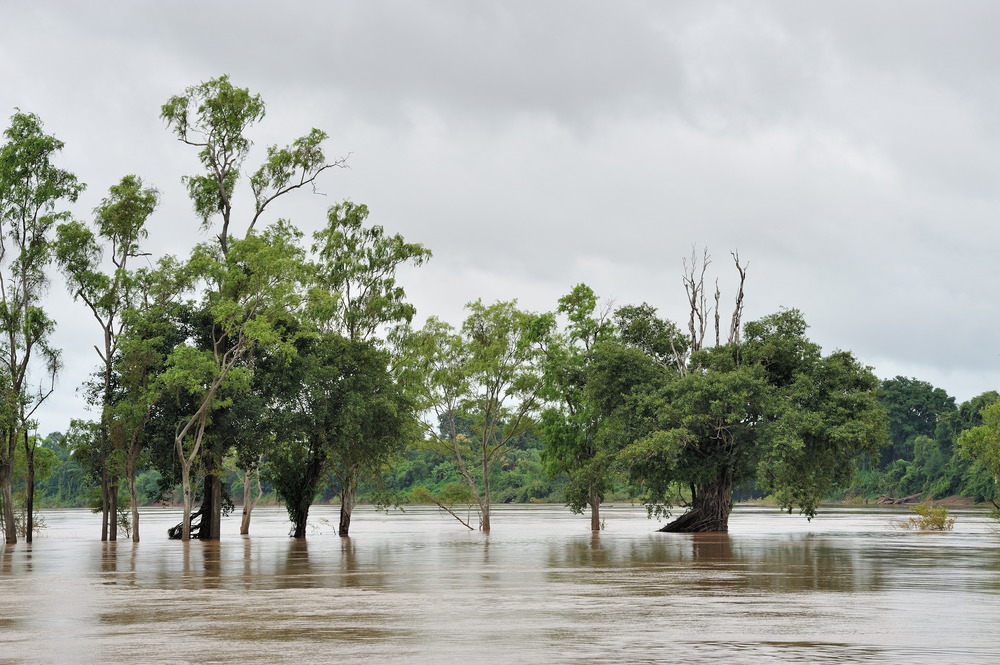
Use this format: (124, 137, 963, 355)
(592, 307, 887, 532)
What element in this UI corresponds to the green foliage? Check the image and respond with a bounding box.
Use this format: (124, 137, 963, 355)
(894, 503, 955, 531)
(592, 308, 887, 526)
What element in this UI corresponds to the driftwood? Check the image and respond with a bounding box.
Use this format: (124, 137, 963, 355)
(876, 493, 922, 505)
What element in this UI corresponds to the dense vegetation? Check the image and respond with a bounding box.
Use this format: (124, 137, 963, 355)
(1, 76, 997, 542)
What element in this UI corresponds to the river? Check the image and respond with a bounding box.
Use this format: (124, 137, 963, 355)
(2, 504, 999, 664)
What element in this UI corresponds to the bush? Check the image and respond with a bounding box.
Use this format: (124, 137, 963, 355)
(894, 503, 955, 531)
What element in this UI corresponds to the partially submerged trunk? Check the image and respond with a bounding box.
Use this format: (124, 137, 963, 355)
(589, 491, 601, 532)
(240, 467, 262, 536)
(0, 459, 14, 544)
(24, 437, 34, 543)
(338, 471, 357, 537)
(659, 469, 734, 533)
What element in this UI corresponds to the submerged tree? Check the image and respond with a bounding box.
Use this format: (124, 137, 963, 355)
(407, 300, 541, 532)
(55, 174, 158, 541)
(161, 75, 344, 539)
(590, 254, 886, 532)
(0, 112, 83, 543)
(532, 284, 616, 531)
(308, 200, 429, 536)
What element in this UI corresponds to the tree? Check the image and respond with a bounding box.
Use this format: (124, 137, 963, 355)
(263, 333, 413, 538)
(532, 284, 616, 531)
(956, 398, 1000, 506)
(55, 174, 158, 541)
(161, 75, 344, 539)
(407, 300, 541, 532)
(595, 307, 886, 532)
(308, 200, 429, 535)
(0, 112, 83, 543)
(160, 222, 307, 540)
(879, 376, 956, 467)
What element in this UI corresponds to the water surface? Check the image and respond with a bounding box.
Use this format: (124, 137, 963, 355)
(2, 504, 999, 664)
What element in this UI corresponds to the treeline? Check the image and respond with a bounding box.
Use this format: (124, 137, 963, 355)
(2, 75, 998, 544)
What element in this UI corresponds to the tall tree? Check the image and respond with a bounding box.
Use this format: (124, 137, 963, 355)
(161, 75, 343, 538)
(308, 200, 430, 535)
(0, 112, 83, 543)
(55, 174, 158, 541)
(532, 284, 616, 531)
(160, 222, 308, 540)
(407, 300, 541, 532)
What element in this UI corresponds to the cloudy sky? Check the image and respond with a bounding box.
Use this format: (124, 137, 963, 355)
(3, 1, 1000, 433)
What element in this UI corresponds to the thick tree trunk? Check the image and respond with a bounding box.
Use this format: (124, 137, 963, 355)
(589, 491, 601, 532)
(0, 460, 15, 544)
(659, 469, 734, 533)
(197, 474, 222, 541)
(338, 472, 357, 537)
(292, 505, 310, 539)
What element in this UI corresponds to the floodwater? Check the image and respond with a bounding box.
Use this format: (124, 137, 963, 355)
(2, 505, 1000, 664)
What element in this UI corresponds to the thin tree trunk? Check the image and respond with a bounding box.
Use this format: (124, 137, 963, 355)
(659, 468, 734, 533)
(109, 482, 118, 542)
(180, 461, 193, 541)
(240, 471, 254, 536)
(481, 455, 492, 533)
(100, 474, 109, 542)
(128, 471, 140, 543)
(0, 459, 15, 544)
(338, 471, 357, 537)
(24, 430, 34, 542)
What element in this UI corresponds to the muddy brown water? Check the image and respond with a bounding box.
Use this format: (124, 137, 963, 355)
(2, 504, 999, 664)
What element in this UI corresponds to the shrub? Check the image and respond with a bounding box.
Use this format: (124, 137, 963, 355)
(894, 503, 955, 531)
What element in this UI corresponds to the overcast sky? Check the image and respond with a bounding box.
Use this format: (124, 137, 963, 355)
(3, 1, 1000, 433)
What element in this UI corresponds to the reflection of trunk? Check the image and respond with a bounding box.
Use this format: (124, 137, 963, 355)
(660, 468, 734, 533)
(0, 458, 14, 544)
(589, 491, 601, 532)
(338, 470, 357, 537)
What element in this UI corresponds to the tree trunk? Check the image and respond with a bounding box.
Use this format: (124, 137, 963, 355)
(338, 471, 357, 537)
(240, 471, 254, 536)
(100, 474, 109, 542)
(180, 462, 193, 541)
(109, 482, 118, 542)
(292, 504, 310, 539)
(659, 469, 734, 533)
(128, 471, 140, 543)
(195, 474, 223, 541)
(25, 433, 34, 543)
(0, 460, 15, 544)
(589, 491, 601, 532)
(481, 454, 492, 533)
